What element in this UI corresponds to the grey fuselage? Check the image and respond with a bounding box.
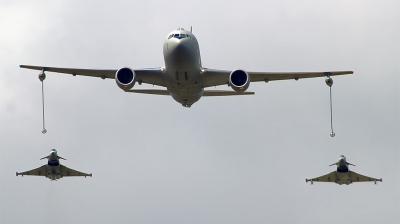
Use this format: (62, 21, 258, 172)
(45, 149, 63, 180)
(334, 155, 352, 185)
(336, 155, 349, 173)
(163, 28, 204, 107)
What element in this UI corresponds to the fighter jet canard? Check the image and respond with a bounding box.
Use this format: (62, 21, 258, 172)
(16, 149, 92, 181)
(20, 28, 353, 108)
(306, 155, 382, 185)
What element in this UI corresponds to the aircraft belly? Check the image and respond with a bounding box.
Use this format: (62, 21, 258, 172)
(336, 172, 352, 185)
(164, 62, 203, 106)
(46, 166, 61, 180)
(169, 85, 203, 105)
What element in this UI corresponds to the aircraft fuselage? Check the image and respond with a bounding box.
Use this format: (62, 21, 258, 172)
(334, 156, 352, 185)
(163, 28, 204, 107)
(336, 156, 349, 173)
(45, 149, 62, 180)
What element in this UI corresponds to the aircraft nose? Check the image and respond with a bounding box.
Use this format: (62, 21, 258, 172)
(168, 38, 191, 52)
(49, 151, 57, 159)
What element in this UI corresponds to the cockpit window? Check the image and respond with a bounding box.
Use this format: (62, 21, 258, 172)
(169, 33, 190, 40)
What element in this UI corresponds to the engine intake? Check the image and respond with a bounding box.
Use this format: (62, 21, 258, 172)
(229, 69, 250, 92)
(116, 67, 136, 90)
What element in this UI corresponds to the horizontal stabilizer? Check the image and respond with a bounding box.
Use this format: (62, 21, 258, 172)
(124, 89, 170, 95)
(202, 90, 254, 96)
(125, 89, 255, 96)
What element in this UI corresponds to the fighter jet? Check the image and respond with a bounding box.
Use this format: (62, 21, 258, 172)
(16, 149, 92, 181)
(306, 155, 382, 185)
(20, 28, 353, 108)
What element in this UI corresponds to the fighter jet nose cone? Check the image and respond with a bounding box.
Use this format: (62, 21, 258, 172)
(330, 132, 335, 137)
(42, 129, 47, 134)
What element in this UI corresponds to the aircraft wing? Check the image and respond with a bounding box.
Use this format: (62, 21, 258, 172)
(19, 65, 166, 87)
(16, 165, 47, 177)
(306, 171, 337, 183)
(59, 165, 92, 177)
(349, 171, 382, 183)
(201, 69, 353, 88)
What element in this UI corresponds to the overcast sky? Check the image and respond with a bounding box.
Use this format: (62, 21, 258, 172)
(1, 1, 398, 223)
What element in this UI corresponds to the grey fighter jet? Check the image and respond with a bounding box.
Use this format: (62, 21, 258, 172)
(306, 155, 381, 185)
(20, 28, 353, 108)
(16, 149, 92, 181)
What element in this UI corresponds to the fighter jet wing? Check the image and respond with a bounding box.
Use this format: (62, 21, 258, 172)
(16, 165, 47, 177)
(306, 171, 337, 183)
(349, 171, 382, 183)
(201, 69, 353, 88)
(59, 165, 92, 177)
(19, 65, 166, 87)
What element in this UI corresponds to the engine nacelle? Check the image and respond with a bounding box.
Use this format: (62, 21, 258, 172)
(229, 69, 250, 92)
(115, 67, 136, 90)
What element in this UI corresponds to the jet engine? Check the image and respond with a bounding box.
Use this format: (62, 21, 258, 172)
(229, 69, 250, 92)
(115, 67, 136, 90)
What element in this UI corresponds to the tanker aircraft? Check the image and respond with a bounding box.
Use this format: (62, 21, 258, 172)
(16, 149, 92, 181)
(306, 155, 382, 185)
(20, 28, 353, 107)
